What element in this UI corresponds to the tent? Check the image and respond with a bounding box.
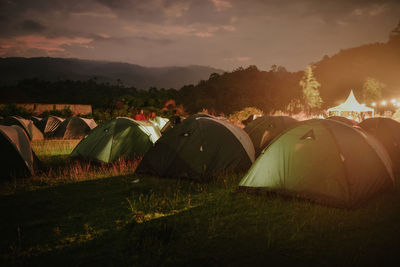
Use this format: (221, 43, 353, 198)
(29, 116, 42, 124)
(327, 116, 357, 126)
(150, 116, 171, 132)
(36, 116, 65, 137)
(244, 116, 298, 156)
(0, 125, 35, 178)
(51, 117, 97, 139)
(1, 116, 44, 140)
(239, 119, 394, 208)
(327, 90, 374, 121)
(358, 117, 400, 178)
(136, 115, 255, 181)
(71, 117, 161, 163)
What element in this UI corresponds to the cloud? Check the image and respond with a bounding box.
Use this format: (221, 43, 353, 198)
(124, 23, 235, 38)
(0, 0, 399, 70)
(70, 11, 117, 19)
(97, 35, 174, 45)
(0, 35, 93, 56)
(20, 20, 47, 33)
(210, 0, 232, 12)
(224, 56, 251, 62)
(162, 1, 190, 18)
(352, 4, 388, 17)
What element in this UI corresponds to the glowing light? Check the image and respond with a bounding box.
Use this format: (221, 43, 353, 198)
(397, 102, 400, 107)
(381, 100, 387, 106)
(391, 99, 396, 103)
(371, 102, 376, 107)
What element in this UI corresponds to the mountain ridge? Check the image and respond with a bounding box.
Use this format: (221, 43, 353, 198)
(0, 57, 224, 90)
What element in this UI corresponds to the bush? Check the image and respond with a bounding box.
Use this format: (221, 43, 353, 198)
(40, 107, 73, 118)
(0, 103, 32, 117)
(228, 107, 264, 125)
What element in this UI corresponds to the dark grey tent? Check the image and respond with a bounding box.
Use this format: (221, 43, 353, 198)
(0, 125, 35, 178)
(137, 115, 255, 181)
(327, 116, 357, 126)
(358, 117, 400, 179)
(36, 116, 64, 137)
(29, 116, 42, 124)
(239, 119, 394, 208)
(244, 116, 298, 156)
(1, 116, 44, 140)
(51, 117, 97, 139)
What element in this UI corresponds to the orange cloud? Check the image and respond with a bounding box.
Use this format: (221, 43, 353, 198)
(0, 35, 93, 55)
(210, 0, 232, 12)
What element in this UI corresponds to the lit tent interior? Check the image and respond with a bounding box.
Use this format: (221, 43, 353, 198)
(327, 90, 374, 121)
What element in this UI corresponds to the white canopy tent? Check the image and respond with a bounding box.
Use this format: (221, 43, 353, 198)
(327, 90, 374, 121)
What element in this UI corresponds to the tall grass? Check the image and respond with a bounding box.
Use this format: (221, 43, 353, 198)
(0, 140, 140, 195)
(31, 139, 81, 156)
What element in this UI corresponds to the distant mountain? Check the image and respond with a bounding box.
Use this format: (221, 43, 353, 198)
(0, 57, 224, 90)
(314, 37, 400, 105)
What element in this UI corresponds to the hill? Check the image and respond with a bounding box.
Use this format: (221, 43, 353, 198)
(0, 57, 224, 90)
(178, 31, 400, 114)
(314, 37, 400, 105)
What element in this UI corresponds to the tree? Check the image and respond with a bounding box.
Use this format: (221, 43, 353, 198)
(270, 64, 287, 73)
(299, 65, 323, 115)
(362, 77, 384, 104)
(286, 98, 305, 114)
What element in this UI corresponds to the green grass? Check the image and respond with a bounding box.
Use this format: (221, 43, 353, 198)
(1, 140, 400, 266)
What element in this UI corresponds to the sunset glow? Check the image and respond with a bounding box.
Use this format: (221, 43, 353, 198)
(0, 0, 399, 70)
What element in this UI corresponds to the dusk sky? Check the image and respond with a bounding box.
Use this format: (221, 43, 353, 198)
(0, 0, 399, 71)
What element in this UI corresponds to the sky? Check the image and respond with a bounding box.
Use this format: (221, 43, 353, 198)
(0, 0, 399, 71)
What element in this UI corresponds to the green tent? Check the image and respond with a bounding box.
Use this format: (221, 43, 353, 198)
(239, 119, 394, 208)
(51, 117, 97, 139)
(244, 116, 298, 156)
(358, 117, 400, 179)
(36, 116, 64, 137)
(0, 125, 35, 178)
(70, 117, 161, 163)
(137, 115, 255, 181)
(1, 116, 44, 140)
(327, 116, 357, 126)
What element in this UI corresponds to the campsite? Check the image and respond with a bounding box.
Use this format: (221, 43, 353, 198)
(1, 1, 400, 266)
(2, 111, 400, 266)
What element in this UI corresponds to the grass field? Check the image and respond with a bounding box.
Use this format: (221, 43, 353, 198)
(1, 140, 400, 266)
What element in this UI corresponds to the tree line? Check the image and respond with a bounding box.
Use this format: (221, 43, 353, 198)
(0, 63, 390, 121)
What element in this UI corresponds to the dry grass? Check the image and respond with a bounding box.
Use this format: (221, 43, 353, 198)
(0, 140, 140, 195)
(31, 139, 81, 156)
